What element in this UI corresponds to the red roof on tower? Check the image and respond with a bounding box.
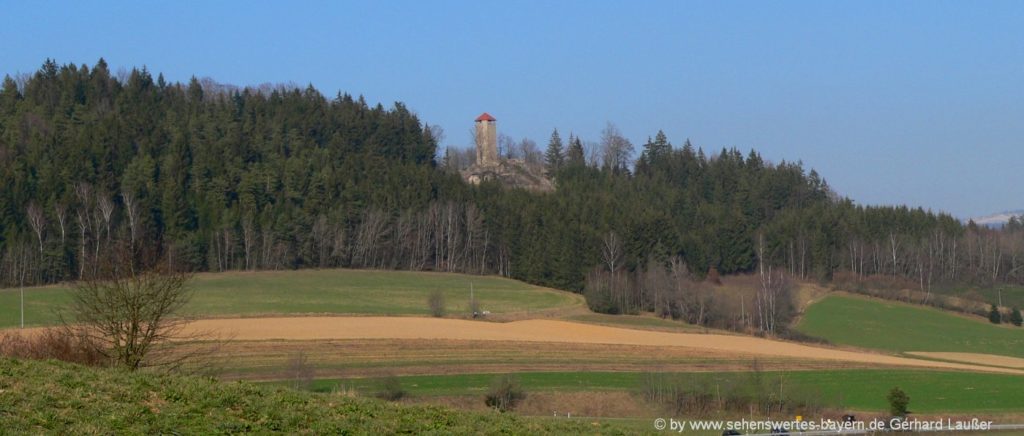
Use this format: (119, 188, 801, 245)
(475, 112, 496, 122)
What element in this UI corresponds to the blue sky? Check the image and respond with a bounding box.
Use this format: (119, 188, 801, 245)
(2, 1, 1022, 218)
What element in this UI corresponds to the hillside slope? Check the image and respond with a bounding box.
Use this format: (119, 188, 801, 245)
(0, 358, 620, 434)
(797, 293, 1024, 358)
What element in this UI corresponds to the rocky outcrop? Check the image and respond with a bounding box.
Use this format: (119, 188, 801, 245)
(461, 159, 554, 192)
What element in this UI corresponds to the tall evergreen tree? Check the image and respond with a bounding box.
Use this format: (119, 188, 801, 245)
(644, 130, 671, 162)
(544, 128, 564, 175)
(566, 134, 585, 167)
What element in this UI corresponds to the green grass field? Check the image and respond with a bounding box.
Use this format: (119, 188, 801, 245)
(0, 269, 583, 328)
(797, 293, 1024, 357)
(290, 369, 1024, 414)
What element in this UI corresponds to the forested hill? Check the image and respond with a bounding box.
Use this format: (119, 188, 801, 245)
(1, 60, 1018, 303)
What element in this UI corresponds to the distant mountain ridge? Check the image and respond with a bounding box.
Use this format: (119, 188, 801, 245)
(969, 210, 1024, 228)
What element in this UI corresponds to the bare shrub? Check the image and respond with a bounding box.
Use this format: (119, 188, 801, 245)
(0, 328, 106, 366)
(706, 267, 722, 285)
(427, 290, 446, 317)
(485, 374, 526, 412)
(377, 375, 406, 401)
(640, 362, 825, 417)
(286, 351, 315, 390)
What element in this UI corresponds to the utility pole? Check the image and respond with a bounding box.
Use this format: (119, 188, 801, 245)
(18, 250, 26, 329)
(741, 295, 746, 328)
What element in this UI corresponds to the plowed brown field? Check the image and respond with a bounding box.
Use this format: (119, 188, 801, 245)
(179, 316, 1023, 374)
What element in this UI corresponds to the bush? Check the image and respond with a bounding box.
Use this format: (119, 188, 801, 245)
(427, 290, 446, 317)
(706, 267, 722, 285)
(1010, 307, 1023, 327)
(988, 304, 1002, 324)
(377, 376, 407, 401)
(887, 387, 910, 416)
(776, 328, 831, 345)
(639, 369, 825, 417)
(0, 328, 106, 367)
(485, 374, 526, 412)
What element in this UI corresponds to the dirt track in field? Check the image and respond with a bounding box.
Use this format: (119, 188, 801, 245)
(908, 352, 1024, 369)
(180, 316, 1024, 375)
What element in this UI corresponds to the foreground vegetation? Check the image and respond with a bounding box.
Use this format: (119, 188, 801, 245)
(0, 269, 582, 328)
(290, 369, 1024, 414)
(0, 358, 627, 434)
(797, 294, 1024, 357)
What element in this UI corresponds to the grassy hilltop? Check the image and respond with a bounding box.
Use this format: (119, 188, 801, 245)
(0, 269, 584, 328)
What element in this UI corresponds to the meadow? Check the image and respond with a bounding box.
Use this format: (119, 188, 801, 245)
(293, 369, 1024, 414)
(0, 269, 584, 328)
(797, 293, 1024, 358)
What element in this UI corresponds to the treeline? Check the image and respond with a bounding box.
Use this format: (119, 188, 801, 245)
(2, 60, 1022, 322)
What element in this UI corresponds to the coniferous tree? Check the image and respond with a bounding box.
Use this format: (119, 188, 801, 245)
(544, 128, 564, 175)
(565, 135, 585, 167)
(989, 304, 1002, 324)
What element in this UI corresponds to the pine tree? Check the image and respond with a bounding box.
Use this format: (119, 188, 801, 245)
(544, 128, 564, 175)
(644, 130, 671, 163)
(566, 134, 585, 166)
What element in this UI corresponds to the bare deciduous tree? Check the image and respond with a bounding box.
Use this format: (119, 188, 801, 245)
(600, 122, 634, 174)
(53, 202, 67, 246)
(26, 202, 46, 255)
(74, 182, 95, 278)
(756, 233, 789, 335)
(67, 246, 194, 370)
(286, 351, 315, 390)
(498, 133, 516, 159)
(242, 215, 256, 270)
(427, 290, 446, 317)
(121, 191, 140, 248)
(97, 193, 115, 242)
(601, 231, 623, 273)
(517, 138, 542, 167)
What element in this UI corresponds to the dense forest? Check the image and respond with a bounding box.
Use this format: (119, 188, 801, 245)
(2, 60, 1023, 330)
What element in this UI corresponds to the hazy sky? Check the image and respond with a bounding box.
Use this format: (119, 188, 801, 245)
(2, 1, 1022, 218)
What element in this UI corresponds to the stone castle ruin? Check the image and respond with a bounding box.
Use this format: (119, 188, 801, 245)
(460, 112, 554, 192)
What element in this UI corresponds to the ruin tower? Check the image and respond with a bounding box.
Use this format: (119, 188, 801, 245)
(475, 112, 498, 165)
